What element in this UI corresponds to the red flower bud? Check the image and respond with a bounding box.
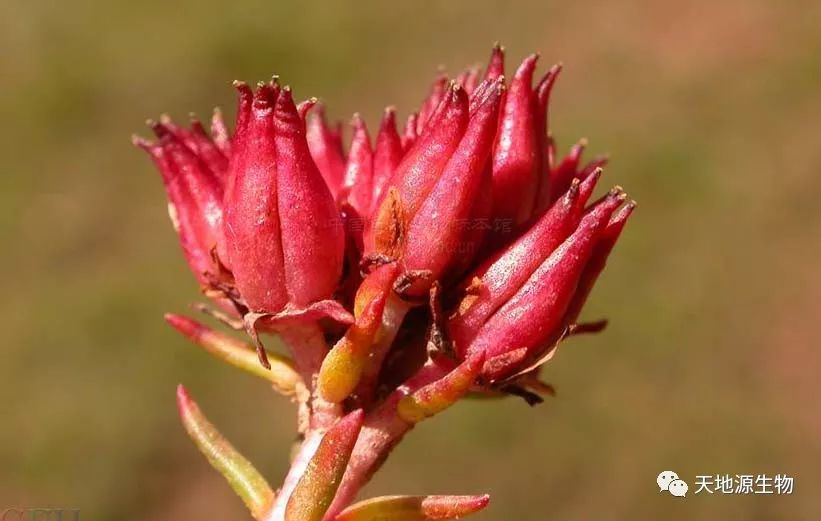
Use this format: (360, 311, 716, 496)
(401, 112, 419, 151)
(484, 43, 505, 80)
(402, 80, 504, 291)
(223, 83, 345, 313)
(458, 48, 577, 247)
(416, 72, 448, 134)
(366, 80, 504, 296)
(306, 103, 346, 198)
(449, 188, 628, 381)
(489, 53, 541, 232)
(341, 114, 374, 218)
(372, 107, 403, 210)
(134, 117, 225, 287)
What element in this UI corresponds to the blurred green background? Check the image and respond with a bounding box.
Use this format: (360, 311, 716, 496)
(2, 0, 820, 519)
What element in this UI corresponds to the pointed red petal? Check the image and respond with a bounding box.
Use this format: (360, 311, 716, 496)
(488, 54, 541, 240)
(274, 88, 345, 306)
(342, 114, 374, 217)
(306, 104, 347, 197)
(372, 107, 403, 210)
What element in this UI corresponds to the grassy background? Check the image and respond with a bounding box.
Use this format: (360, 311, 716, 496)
(2, 0, 820, 519)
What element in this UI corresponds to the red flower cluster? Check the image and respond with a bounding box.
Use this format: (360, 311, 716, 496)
(136, 45, 634, 521)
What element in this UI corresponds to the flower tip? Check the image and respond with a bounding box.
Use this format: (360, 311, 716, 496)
(147, 119, 171, 139)
(517, 53, 540, 74)
(252, 83, 277, 111)
(485, 44, 506, 80)
(380, 106, 398, 131)
(131, 134, 151, 149)
(298, 97, 319, 119)
(233, 81, 254, 104)
(613, 200, 637, 223)
(313, 100, 327, 115)
(608, 185, 624, 197)
(611, 200, 637, 225)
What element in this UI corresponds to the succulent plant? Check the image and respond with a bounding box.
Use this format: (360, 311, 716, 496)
(134, 44, 635, 521)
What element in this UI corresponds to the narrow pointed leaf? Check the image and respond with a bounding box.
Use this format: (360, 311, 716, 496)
(317, 264, 392, 403)
(397, 354, 484, 424)
(317, 298, 386, 402)
(285, 410, 365, 521)
(165, 314, 301, 396)
(176, 385, 274, 519)
(336, 494, 490, 521)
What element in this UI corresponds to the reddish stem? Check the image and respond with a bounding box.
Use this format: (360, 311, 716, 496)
(278, 323, 342, 431)
(323, 361, 449, 519)
(356, 295, 412, 405)
(265, 429, 324, 521)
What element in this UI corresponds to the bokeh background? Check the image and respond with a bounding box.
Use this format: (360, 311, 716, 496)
(2, 0, 821, 519)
